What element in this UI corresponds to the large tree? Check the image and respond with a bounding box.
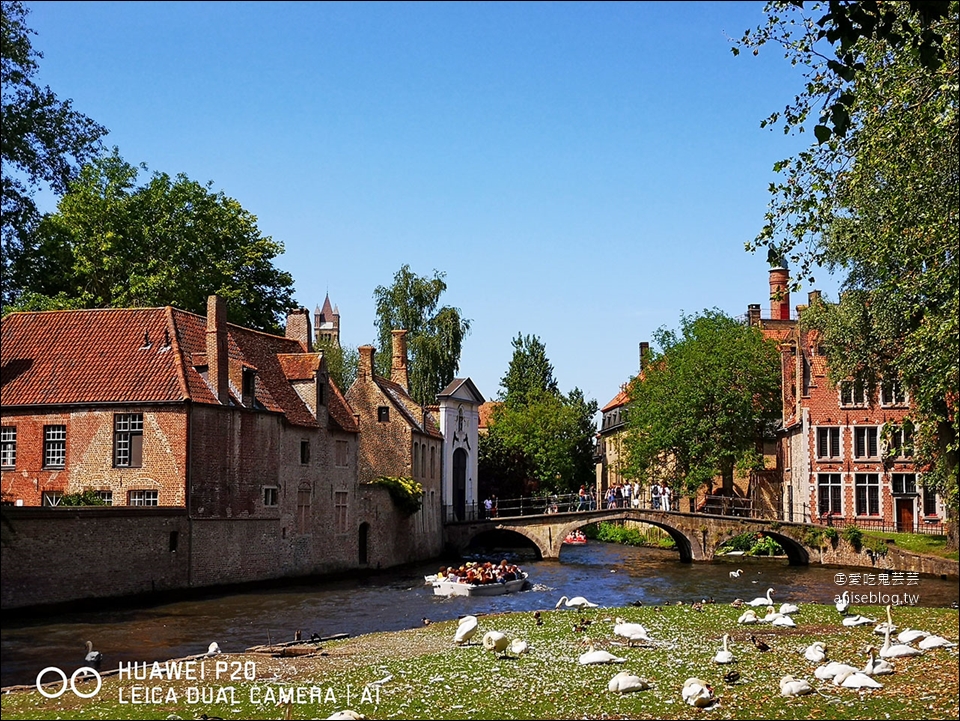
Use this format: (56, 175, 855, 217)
(372, 264, 470, 405)
(621, 310, 782, 497)
(316, 337, 359, 394)
(737, 1, 959, 534)
(1, 0, 107, 308)
(8, 148, 297, 332)
(498, 333, 559, 409)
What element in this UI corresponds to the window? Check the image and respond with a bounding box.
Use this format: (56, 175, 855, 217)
(881, 378, 907, 406)
(242, 368, 257, 401)
(839, 380, 869, 407)
(263, 487, 279, 507)
(802, 354, 812, 395)
(128, 489, 158, 506)
(817, 473, 842, 516)
(887, 425, 913, 458)
(816, 427, 841, 459)
(377, 406, 390, 422)
(892, 473, 917, 495)
(114, 414, 143, 467)
(335, 490, 348, 534)
(41, 491, 62, 506)
(923, 487, 938, 516)
(1, 426, 15, 468)
(412, 442, 419, 476)
(44, 425, 66, 468)
(430, 446, 436, 479)
(855, 473, 880, 516)
(854, 427, 879, 459)
(335, 440, 348, 467)
(300, 440, 310, 465)
(297, 484, 311, 534)
(94, 490, 113, 506)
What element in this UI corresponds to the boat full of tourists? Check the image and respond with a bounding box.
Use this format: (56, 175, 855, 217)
(427, 560, 529, 597)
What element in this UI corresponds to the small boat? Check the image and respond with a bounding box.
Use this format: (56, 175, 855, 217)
(432, 572, 529, 597)
(563, 530, 587, 545)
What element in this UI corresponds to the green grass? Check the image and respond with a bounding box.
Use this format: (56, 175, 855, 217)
(2, 603, 957, 720)
(862, 531, 958, 560)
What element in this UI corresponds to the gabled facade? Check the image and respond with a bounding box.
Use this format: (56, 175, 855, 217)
(437, 377, 484, 521)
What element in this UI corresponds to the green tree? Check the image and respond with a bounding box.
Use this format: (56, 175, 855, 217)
(498, 333, 559, 408)
(317, 337, 359, 393)
(9, 148, 296, 332)
(477, 431, 532, 500)
(1, 0, 107, 307)
(622, 310, 782, 497)
(372, 264, 470, 405)
(737, 1, 959, 541)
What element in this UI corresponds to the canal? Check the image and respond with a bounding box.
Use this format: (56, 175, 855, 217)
(2, 541, 957, 688)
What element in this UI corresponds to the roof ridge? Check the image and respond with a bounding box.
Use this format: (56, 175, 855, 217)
(166, 307, 192, 401)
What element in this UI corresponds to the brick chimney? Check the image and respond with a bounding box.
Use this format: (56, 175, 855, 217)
(285, 308, 312, 352)
(639, 342, 650, 372)
(391, 329, 409, 391)
(358, 345, 375, 380)
(808, 290, 822, 305)
(206, 295, 229, 403)
(747, 303, 761, 326)
(769, 266, 790, 320)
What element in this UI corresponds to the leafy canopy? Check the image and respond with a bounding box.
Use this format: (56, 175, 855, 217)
(372, 265, 470, 406)
(1, 0, 107, 307)
(622, 310, 782, 496)
(8, 148, 297, 333)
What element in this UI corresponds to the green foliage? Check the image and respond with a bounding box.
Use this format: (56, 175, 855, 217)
(477, 430, 533, 500)
(843, 525, 864, 550)
(718, 531, 783, 556)
(823, 526, 839, 541)
(370, 476, 423, 516)
(7, 148, 296, 332)
(589, 521, 676, 550)
(372, 265, 470, 406)
(498, 333, 559, 408)
(316, 337, 358, 393)
(1, 1, 108, 308)
(621, 310, 782, 496)
(737, 2, 959, 527)
(803, 528, 825, 548)
(57, 489, 108, 507)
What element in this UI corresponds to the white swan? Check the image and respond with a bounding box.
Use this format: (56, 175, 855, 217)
(608, 671, 650, 694)
(713, 634, 734, 664)
(729, 569, 743, 578)
(804, 642, 826, 663)
(874, 621, 897, 636)
(579, 646, 626, 665)
(917, 634, 957, 650)
(83, 641, 103, 668)
(206, 642, 221, 656)
(833, 669, 883, 689)
(772, 614, 797, 628)
(482, 631, 510, 658)
(780, 674, 813, 696)
(879, 622, 922, 659)
(814, 662, 859, 680)
(897, 628, 930, 644)
(454, 615, 479, 645)
(326, 712, 365, 720)
(681, 677, 714, 707)
(737, 609, 759, 624)
(842, 614, 877, 627)
(835, 590, 851, 615)
(613, 618, 652, 646)
(510, 638, 529, 657)
(779, 602, 799, 615)
(863, 647, 894, 676)
(556, 595, 598, 610)
(746, 588, 775, 607)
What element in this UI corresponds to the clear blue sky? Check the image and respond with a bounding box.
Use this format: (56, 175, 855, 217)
(24, 1, 841, 409)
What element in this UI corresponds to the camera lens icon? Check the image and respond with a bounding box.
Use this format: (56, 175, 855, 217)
(36, 666, 102, 699)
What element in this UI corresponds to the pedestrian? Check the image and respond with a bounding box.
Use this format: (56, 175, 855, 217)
(631, 481, 642, 509)
(660, 481, 673, 512)
(484, 497, 493, 519)
(577, 485, 588, 511)
(614, 484, 624, 509)
(491, 495, 498, 518)
(651, 481, 661, 510)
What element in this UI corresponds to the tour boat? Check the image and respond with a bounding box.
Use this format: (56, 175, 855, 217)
(432, 572, 529, 597)
(563, 530, 588, 545)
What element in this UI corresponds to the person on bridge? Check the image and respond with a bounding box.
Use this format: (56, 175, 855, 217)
(651, 482, 661, 510)
(622, 482, 632, 508)
(660, 481, 673, 512)
(577, 485, 589, 511)
(484, 497, 493, 519)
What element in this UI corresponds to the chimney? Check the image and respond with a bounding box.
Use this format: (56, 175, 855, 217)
(206, 295, 229, 403)
(358, 345, 375, 379)
(285, 308, 312, 351)
(747, 303, 761, 326)
(639, 342, 650, 372)
(808, 290, 822, 305)
(391, 329, 409, 391)
(769, 265, 790, 320)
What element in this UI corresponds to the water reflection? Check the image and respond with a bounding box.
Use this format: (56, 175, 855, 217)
(2, 543, 956, 688)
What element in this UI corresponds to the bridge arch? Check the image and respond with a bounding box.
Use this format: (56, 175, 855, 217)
(551, 513, 698, 563)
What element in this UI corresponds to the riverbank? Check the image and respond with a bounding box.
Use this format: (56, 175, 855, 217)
(3, 602, 956, 720)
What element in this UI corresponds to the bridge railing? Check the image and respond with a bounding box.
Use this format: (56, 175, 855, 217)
(815, 515, 946, 536)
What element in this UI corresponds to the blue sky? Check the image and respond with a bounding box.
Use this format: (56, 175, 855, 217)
(23, 1, 842, 409)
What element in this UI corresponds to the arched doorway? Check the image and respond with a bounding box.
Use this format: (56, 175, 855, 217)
(358, 522, 370, 565)
(453, 448, 467, 521)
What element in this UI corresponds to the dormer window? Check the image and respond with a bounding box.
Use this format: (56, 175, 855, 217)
(242, 367, 257, 406)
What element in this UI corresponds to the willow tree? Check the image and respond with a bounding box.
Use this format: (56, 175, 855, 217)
(737, 1, 959, 539)
(372, 265, 470, 405)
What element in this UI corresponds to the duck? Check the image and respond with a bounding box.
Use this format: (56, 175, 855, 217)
(607, 671, 650, 694)
(737, 609, 759, 625)
(842, 614, 877, 627)
(556, 595, 598, 610)
(713, 634, 735, 664)
(862, 647, 894, 676)
(578, 646, 626, 665)
(897, 628, 930, 644)
(206, 642, 222, 656)
(729, 569, 744, 578)
(750, 635, 770, 652)
(83, 641, 103, 669)
(835, 590, 851, 615)
(723, 670, 741, 684)
(804, 642, 827, 663)
(879, 620, 922, 659)
(779, 602, 800, 615)
(613, 618, 652, 646)
(833, 669, 883, 689)
(454, 615, 479, 645)
(747, 588, 775, 607)
(510, 638, 529, 657)
(681, 677, 715, 707)
(482, 631, 510, 658)
(779, 674, 814, 696)
(917, 634, 957, 650)
(814, 661, 860, 680)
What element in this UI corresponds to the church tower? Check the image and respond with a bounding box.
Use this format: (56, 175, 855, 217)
(314, 293, 341, 347)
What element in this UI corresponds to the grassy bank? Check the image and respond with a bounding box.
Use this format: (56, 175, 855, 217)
(861, 531, 958, 561)
(2, 602, 956, 720)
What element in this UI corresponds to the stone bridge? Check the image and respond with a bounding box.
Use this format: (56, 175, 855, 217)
(443, 508, 818, 564)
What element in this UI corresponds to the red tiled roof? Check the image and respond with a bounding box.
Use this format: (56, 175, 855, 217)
(478, 401, 500, 430)
(811, 356, 828, 377)
(601, 387, 631, 413)
(278, 353, 321, 381)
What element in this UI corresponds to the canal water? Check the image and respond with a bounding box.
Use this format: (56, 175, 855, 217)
(2, 542, 957, 688)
